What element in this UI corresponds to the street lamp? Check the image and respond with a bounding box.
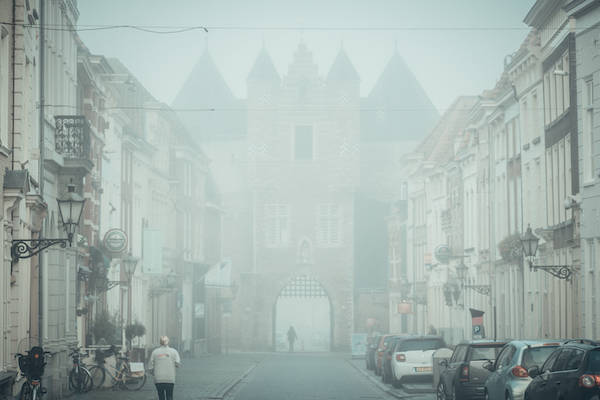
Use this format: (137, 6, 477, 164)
(520, 225, 573, 280)
(122, 254, 139, 328)
(12, 183, 85, 262)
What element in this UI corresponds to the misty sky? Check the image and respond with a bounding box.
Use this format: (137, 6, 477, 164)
(77, 0, 536, 112)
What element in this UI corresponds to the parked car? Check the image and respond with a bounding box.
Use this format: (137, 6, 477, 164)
(366, 334, 382, 370)
(375, 334, 397, 376)
(437, 340, 507, 400)
(390, 336, 446, 388)
(524, 339, 600, 400)
(381, 336, 405, 384)
(483, 340, 560, 400)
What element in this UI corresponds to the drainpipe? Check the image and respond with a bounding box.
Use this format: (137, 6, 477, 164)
(38, 0, 45, 344)
(10, 0, 15, 169)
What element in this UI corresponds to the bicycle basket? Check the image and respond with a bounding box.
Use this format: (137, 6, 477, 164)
(28, 347, 46, 379)
(129, 362, 145, 377)
(17, 355, 30, 374)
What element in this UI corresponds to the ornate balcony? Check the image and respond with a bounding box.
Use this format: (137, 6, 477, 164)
(52, 115, 93, 175)
(55, 116, 90, 159)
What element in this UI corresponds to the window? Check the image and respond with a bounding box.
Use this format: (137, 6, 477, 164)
(451, 345, 468, 363)
(584, 78, 594, 181)
(294, 126, 313, 160)
(470, 346, 503, 361)
(521, 346, 559, 369)
(495, 345, 516, 370)
(587, 350, 600, 372)
(551, 349, 574, 372)
(396, 339, 445, 352)
(317, 204, 342, 246)
(563, 349, 585, 371)
(265, 204, 291, 247)
(541, 349, 561, 373)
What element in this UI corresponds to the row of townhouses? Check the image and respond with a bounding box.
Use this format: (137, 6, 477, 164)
(390, 0, 600, 345)
(0, 1, 223, 398)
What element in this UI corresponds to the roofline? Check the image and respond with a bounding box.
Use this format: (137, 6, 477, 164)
(524, 0, 564, 28)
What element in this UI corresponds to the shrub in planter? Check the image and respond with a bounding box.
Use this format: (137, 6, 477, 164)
(498, 233, 523, 265)
(91, 310, 118, 344)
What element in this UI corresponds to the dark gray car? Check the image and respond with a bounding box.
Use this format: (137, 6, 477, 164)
(437, 340, 507, 400)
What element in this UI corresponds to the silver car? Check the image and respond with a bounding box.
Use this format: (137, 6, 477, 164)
(483, 340, 560, 400)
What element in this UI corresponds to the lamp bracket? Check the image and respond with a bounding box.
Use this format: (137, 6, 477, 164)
(530, 263, 573, 281)
(463, 284, 492, 296)
(11, 238, 69, 262)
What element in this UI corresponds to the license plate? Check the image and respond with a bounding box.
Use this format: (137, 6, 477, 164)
(414, 367, 432, 372)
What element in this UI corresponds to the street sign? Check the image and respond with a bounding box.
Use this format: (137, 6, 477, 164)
(103, 228, 128, 254)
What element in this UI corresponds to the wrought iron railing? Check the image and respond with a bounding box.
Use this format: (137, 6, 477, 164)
(55, 116, 91, 159)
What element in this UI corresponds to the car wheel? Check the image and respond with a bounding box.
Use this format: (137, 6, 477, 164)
(505, 392, 513, 400)
(391, 374, 401, 389)
(437, 382, 446, 400)
(484, 389, 489, 400)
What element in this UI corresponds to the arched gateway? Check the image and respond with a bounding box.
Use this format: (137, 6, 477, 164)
(274, 276, 332, 352)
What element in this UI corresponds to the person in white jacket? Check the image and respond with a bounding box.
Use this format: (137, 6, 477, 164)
(149, 336, 181, 400)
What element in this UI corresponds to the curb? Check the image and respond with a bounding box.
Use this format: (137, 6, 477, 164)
(212, 362, 259, 399)
(346, 359, 410, 400)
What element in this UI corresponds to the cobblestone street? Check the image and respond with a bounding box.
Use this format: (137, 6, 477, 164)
(70, 353, 264, 400)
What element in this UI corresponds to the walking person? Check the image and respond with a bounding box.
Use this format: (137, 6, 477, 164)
(149, 336, 181, 400)
(287, 326, 298, 352)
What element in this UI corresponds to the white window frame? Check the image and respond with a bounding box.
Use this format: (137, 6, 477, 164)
(264, 204, 291, 247)
(317, 204, 342, 247)
(584, 78, 595, 183)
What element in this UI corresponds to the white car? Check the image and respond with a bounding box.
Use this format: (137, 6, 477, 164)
(390, 336, 446, 388)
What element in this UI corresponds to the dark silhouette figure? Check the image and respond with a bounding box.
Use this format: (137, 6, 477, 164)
(287, 326, 298, 352)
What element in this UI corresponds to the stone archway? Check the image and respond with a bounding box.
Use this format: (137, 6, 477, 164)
(274, 276, 331, 352)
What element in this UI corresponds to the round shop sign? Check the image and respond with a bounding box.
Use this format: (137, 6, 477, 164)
(103, 228, 128, 254)
(434, 245, 451, 264)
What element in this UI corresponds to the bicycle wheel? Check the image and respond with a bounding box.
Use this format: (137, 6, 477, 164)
(69, 368, 92, 393)
(122, 369, 146, 391)
(88, 365, 106, 389)
(19, 382, 32, 400)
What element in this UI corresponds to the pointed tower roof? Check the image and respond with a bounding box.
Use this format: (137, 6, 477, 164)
(173, 50, 235, 108)
(248, 47, 280, 82)
(172, 50, 245, 141)
(361, 48, 439, 141)
(327, 48, 360, 82)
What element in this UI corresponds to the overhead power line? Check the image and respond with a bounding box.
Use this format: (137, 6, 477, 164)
(0, 21, 586, 33)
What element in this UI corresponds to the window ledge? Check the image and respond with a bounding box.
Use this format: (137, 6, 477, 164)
(583, 179, 597, 188)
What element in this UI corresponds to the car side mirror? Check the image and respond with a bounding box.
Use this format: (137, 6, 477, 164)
(439, 359, 448, 368)
(483, 361, 495, 372)
(528, 366, 541, 378)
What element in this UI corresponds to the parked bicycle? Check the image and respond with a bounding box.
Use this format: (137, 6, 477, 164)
(67, 348, 93, 393)
(88, 346, 146, 391)
(15, 346, 51, 400)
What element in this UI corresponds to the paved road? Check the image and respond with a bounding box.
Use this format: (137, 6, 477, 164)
(69, 353, 434, 400)
(228, 353, 435, 400)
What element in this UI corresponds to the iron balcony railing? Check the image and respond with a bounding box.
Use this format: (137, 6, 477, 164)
(55, 116, 91, 160)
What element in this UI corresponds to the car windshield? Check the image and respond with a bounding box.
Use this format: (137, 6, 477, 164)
(522, 346, 559, 369)
(397, 339, 444, 351)
(471, 346, 503, 361)
(587, 350, 600, 372)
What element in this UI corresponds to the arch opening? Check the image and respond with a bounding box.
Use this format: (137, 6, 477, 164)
(274, 276, 331, 352)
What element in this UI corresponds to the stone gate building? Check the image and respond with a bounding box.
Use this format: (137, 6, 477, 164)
(173, 43, 438, 351)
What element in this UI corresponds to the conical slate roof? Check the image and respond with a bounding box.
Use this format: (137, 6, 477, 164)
(248, 47, 280, 82)
(172, 50, 245, 141)
(327, 48, 359, 82)
(361, 49, 439, 141)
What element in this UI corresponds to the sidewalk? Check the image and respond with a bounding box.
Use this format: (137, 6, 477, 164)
(68, 353, 264, 400)
(347, 358, 435, 400)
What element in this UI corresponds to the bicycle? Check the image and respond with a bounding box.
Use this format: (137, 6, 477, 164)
(88, 346, 146, 391)
(15, 346, 51, 400)
(67, 348, 93, 393)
